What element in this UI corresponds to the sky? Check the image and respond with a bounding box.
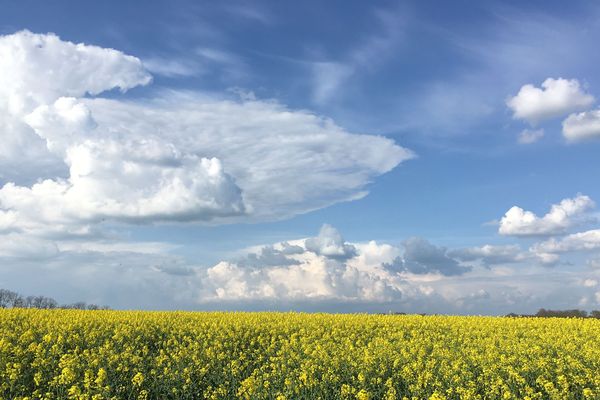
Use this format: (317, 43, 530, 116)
(1, 0, 600, 314)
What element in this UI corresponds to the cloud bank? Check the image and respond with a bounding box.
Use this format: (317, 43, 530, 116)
(3, 222, 600, 313)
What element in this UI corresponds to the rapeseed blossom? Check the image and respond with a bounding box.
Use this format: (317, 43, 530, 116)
(0, 309, 598, 399)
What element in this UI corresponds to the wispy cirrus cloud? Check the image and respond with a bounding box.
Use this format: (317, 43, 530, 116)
(308, 5, 407, 104)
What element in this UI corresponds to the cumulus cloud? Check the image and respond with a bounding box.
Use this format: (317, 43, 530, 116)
(23, 97, 97, 153)
(191, 227, 593, 312)
(517, 128, 544, 144)
(385, 238, 471, 276)
(0, 30, 151, 114)
(498, 195, 595, 237)
(0, 30, 150, 182)
(0, 31, 413, 237)
(189, 225, 487, 305)
(199, 226, 404, 302)
(562, 109, 600, 141)
(528, 229, 600, 267)
(236, 243, 303, 268)
(507, 78, 594, 124)
(305, 224, 357, 260)
(531, 229, 600, 254)
(0, 140, 245, 236)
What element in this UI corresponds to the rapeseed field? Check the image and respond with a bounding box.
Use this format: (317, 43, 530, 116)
(0, 309, 598, 399)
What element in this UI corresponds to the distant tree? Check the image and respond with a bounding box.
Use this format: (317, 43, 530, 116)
(24, 296, 36, 308)
(535, 308, 588, 318)
(0, 289, 20, 308)
(11, 294, 25, 308)
(63, 302, 87, 310)
(37, 296, 58, 309)
(58, 302, 110, 310)
(591, 310, 600, 319)
(0, 288, 103, 310)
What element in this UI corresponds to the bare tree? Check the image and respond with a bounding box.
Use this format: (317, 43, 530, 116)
(63, 301, 87, 310)
(35, 296, 58, 309)
(11, 295, 25, 308)
(0, 288, 96, 310)
(0, 289, 21, 308)
(24, 296, 36, 308)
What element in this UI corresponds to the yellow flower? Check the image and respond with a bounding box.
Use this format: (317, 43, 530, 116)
(131, 372, 144, 387)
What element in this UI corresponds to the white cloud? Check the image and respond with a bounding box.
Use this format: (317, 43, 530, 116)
(533, 252, 560, 266)
(24, 97, 97, 153)
(0, 30, 151, 115)
(199, 226, 405, 302)
(517, 128, 544, 144)
(304, 224, 357, 260)
(0, 31, 413, 236)
(499, 195, 595, 237)
(531, 229, 600, 254)
(199, 231, 474, 305)
(79, 94, 413, 224)
(0, 30, 150, 182)
(507, 78, 594, 125)
(583, 279, 598, 288)
(192, 227, 598, 312)
(562, 109, 600, 141)
(0, 139, 245, 236)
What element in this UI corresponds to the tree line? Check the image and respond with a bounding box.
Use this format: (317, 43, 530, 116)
(506, 308, 600, 319)
(0, 288, 110, 310)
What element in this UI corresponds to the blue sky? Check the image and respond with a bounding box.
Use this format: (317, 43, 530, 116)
(1, 1, 600, 313)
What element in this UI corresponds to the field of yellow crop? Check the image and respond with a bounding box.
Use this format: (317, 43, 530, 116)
(0, 310, 599, 400)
